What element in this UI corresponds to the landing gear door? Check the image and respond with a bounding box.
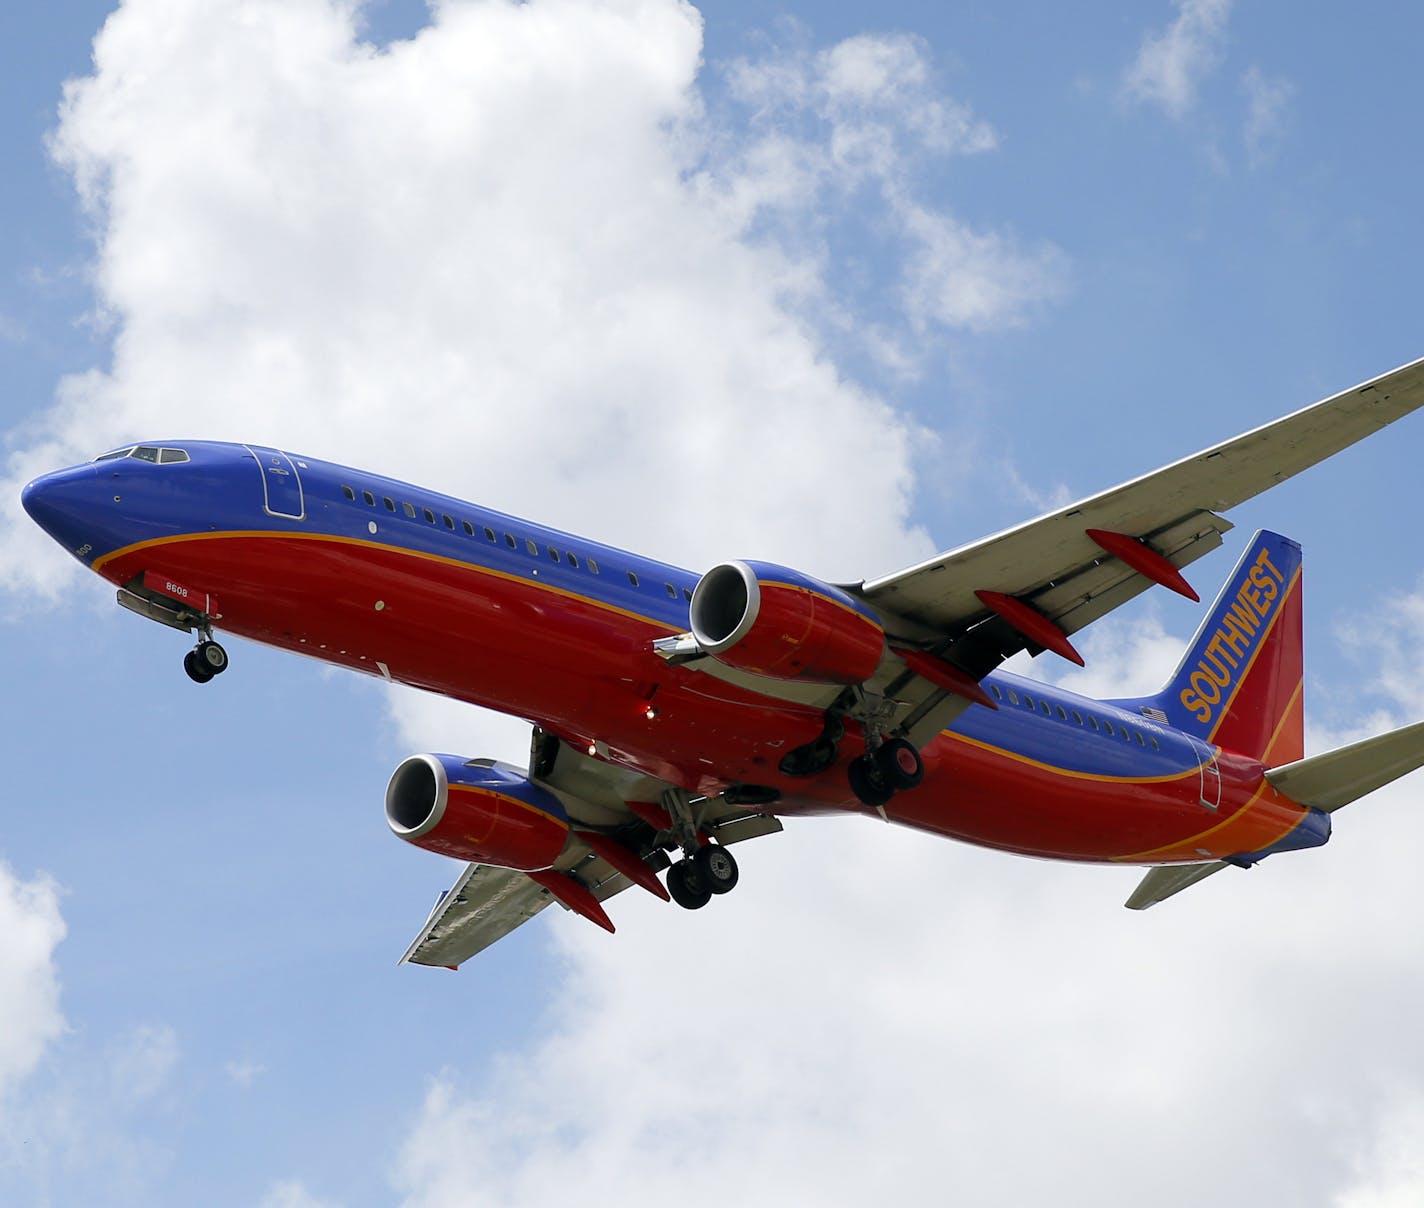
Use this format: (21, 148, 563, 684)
(244, 445, 305, 520)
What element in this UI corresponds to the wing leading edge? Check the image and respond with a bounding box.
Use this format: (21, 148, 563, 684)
(859, 357, 1424, 664)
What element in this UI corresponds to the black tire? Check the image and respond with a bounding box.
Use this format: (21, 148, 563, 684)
(847, 754, 893, 807)
(667, 860, 712, 910)
(197, 640, 228, 674)
(877, 738, 924, 790)
(694, 844, 739, 895)
(184, 650, 214, 684)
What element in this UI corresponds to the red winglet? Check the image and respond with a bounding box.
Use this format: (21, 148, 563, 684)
(974, 590, 1084, 666)
(526, 870, 616, 933)
(576, 831, 671, 901)
(1085, 529, 1200, 602)
(893, 648, 997, 710)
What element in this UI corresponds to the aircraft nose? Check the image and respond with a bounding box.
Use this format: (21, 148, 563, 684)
(21, 464, 102, 549)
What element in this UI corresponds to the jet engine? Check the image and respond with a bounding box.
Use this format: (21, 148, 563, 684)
(689, 559, 885, 684)
(385, 754, 570, 870)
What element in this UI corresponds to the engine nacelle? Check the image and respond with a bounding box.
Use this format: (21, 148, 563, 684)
(385, 754, 570, 870)
(689, 560, 885, 684)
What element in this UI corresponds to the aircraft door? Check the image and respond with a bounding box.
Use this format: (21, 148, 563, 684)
(244, 445, 306, 520)
(1187, 734, 1221, 811)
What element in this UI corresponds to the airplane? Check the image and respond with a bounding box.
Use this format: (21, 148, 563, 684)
(21, 357, 1424, 968)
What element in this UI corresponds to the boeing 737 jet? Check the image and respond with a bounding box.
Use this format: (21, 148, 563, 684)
(22, 359, 1424, 966)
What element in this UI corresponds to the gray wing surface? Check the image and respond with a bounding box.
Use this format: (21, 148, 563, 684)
(400, 863, 554, 969)
(861, 357, 1424, 644)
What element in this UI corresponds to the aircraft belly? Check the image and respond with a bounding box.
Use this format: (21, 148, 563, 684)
(882, 734, 1316, 865)
(97, 531, 833, 792)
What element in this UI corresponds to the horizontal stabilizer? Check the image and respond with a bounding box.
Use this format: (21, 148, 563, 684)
(1265, 720, 1424, 813)
(1125, 861, 1229, 910)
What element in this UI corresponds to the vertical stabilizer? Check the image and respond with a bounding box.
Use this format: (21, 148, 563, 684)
(1125, 530, 1303, 766)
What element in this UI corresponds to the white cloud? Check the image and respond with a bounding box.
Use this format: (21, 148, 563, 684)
(0, 861, 66, 1096)
(258, 1180, 347, 1208)
(1, 0, 1077, 759)
(107, 1024, 179, 1107)
(224, 1058, 267, 1089)
(718, 30, 1062, 348)
(1241, 66, 1294, 167)
(1333, 1093, 1424, 1208)
(1123, 0, 1232, 119)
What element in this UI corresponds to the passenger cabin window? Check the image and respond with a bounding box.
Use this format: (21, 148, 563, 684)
(1007, 690, 1020, 705)
(683, 587, 693, 602)
(526, 539, 538, 555)
(628, 571, 640, 587)
(484, 527, 496, 542)
(1023, 694, 1035, 710)
(568, 552, 580, 568)
(362, 490, 376, 506)
(1040, 700, 1051, 715)
(423, 508, 435, 524)
(1056, 706, 1068, 721)
(549, 548, 561, 562)
(463, 521, 475, 536)
(384, 496, 395, 511)
(342, 485, 356, 500)
(403, 502, 416, 518)
(505, 534, 516, 549)
(991, 685, 1003, 701)
(665, 583, 677, 598)
(443, 514, 455, 530)
(588, 558, 600, 574)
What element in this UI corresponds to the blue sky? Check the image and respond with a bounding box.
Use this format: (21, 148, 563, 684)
(5, 3, 1424, 1206)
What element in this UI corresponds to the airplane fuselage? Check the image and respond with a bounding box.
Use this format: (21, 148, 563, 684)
(22, 440, 1323, 869)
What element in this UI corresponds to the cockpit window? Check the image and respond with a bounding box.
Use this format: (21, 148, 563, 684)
(92, 445, 191, 465)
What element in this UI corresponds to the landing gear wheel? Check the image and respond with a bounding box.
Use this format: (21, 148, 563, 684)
(848, 754, 893, 808)
(196, 640, 228, 675)
(667, 860, 712, 910)
(694, 844, 739, 895)
(876, 738, 924, 790)
(183, 649, 214, 684)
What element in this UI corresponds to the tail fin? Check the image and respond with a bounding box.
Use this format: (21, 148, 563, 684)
(1124, 530, 1304, 766)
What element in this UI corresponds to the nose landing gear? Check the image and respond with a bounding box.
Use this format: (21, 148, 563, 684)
(183, 636, 229, 684)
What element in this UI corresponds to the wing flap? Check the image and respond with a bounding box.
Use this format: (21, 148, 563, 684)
(399, 862, 555, 968)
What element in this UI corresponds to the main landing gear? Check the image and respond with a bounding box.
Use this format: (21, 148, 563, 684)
(847, 737, 924, 809)
(183, 635, 229, 684)
(666, 844, 740, 910)
(660, 787, 741, 912)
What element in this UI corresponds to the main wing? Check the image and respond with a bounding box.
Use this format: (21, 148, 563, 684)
(856, 357, 1424, 740)
(399, 733, 784, 968)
